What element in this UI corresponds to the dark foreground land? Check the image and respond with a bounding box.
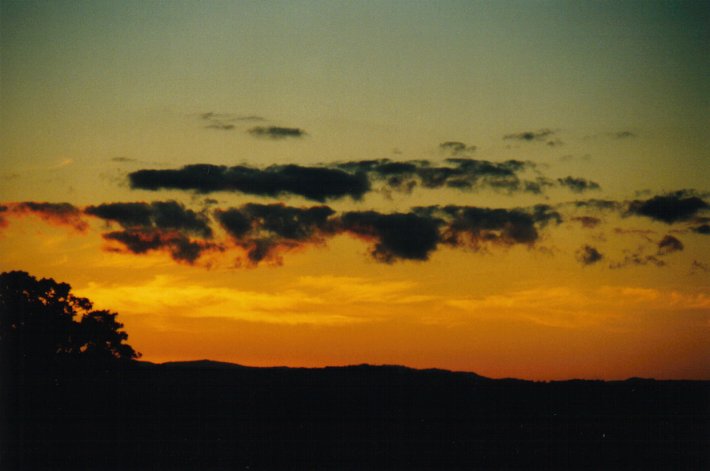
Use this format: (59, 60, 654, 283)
(3, 361, 709, 470)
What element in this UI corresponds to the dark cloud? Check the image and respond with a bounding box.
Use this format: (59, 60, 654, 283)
(529, 204, 564, 226)
(657, 235, 684, 255)
(128, 164, 370, 202)
(85, 201, 211, 238)
(111, 157, 137, 163)
(216, 204, 335, 241)
(439, 141, 476, 156)
(521, 178, 556, 195)
(214, 208, 252, 239)
(334, 158, 542, 196)
(129, 157, 589, 201)
(85, 202, 153, 227)
(691, 224, 710, 235)
(248, 126, 306, 139)
(1, 196, 566, 266)
(571, 216, 602, 228)
(576, 245, 603, 265)
(627, 190, 709, 224)
(214, 202, 560, 265)
(613, 131, 636, 139)
(557, 176, 601, 193)
(241, 203, 335, 240)
(85, 201, 214, 263)
(10, 202, 88, 231)
(215, 203, 337, 264)
(417, 204, 560, 251)
(103, 229, 215, 264)
(503, 129, 555, 142)
(340, 211, 443, 263)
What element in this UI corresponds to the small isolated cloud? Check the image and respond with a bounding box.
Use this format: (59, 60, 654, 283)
(576, 245, 603, 265)
(612, 131, 636, 139)
(200, 112, 236, 131)
(129, 164, 370, 202)
(657, 235, 684, 255)
(111, 157, 137, 163)
(691, 260, 709, 273)
(248, 126, 306, 139)
(583, 130, 637, 141)
(627, 190, 709, 224)
(439, 141, 476, 156)
(8, 201, 88, 232)
(206, 122, 235, 131)
(503, 128, 556, 142)
(691, 224, 710, 235)
(571, 216, 602, 228)
(557, 176, 601, 193)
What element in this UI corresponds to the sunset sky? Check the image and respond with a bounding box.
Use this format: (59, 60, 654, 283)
(1, 0, 708, 380)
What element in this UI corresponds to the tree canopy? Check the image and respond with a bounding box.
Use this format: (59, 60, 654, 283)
(0, 270, 139, 369)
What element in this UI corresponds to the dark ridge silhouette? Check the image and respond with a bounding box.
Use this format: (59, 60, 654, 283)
(2, 272, 708, 470)
(4, 358, 708, 470)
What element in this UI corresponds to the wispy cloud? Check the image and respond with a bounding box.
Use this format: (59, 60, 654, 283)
(199, 112, 266, 131)
(557, 176, 601, 193)
(503, 128, 557, 143)
(439, 141, 476, 156)
(4, 201, 88, 232)
(248, 126, 306, 139)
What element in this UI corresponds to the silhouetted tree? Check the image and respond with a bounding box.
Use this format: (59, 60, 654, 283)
(77, 310, 138, 362)
(0, 270, 139, 370)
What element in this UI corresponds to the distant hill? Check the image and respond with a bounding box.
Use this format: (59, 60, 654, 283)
(151, 359, 491, 380)
(4, 359, 708, 470)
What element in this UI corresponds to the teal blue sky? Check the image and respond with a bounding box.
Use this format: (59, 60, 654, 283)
(2, 1, 707, 204)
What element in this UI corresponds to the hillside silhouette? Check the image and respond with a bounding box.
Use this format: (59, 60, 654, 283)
(2, 271, 709, 470)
